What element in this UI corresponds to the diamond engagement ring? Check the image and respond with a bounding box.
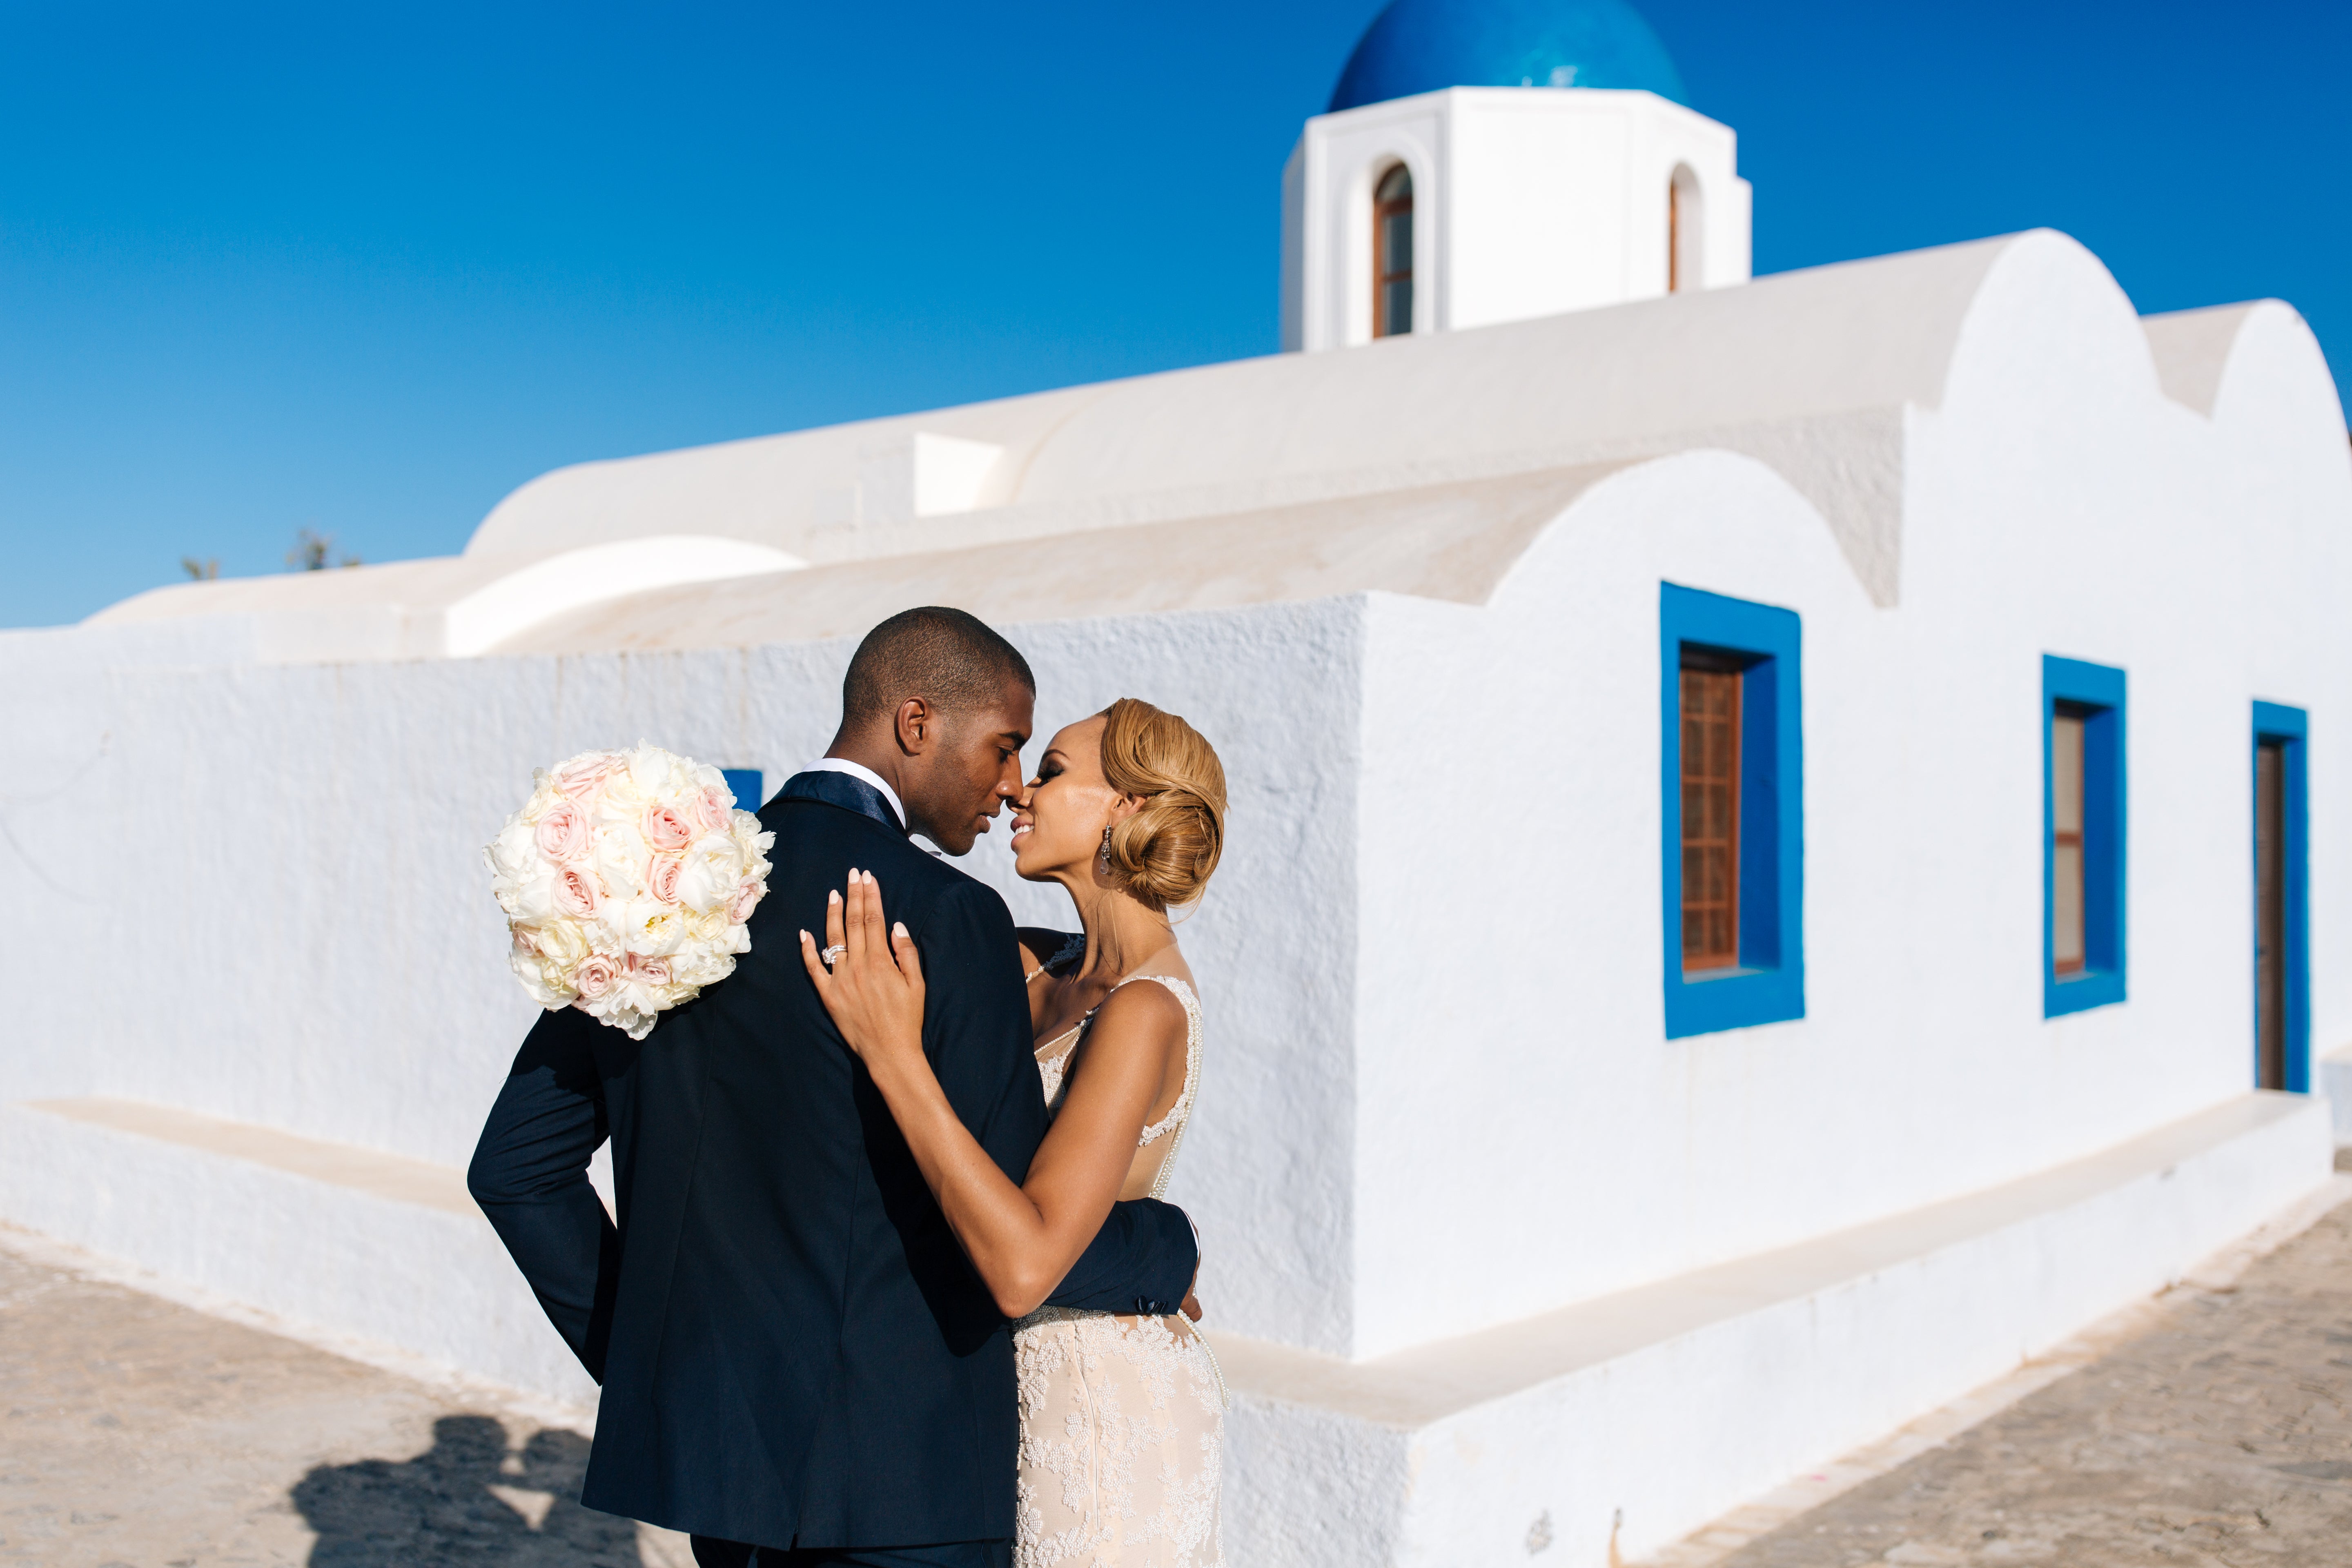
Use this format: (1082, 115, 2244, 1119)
(820, 944, 847, 964)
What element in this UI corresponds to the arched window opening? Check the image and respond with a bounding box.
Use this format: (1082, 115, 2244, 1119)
(1373, 164, 1414, 337)
(1668, 165, 1703, 294)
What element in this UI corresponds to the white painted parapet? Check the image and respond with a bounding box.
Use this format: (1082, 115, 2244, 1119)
(1217, 1093, 2330, 1566)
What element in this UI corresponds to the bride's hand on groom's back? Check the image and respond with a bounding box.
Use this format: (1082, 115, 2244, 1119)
(800, 870, 927, 1066)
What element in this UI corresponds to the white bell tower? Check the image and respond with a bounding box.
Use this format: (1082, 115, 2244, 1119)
(1280, 86, 1752, 353)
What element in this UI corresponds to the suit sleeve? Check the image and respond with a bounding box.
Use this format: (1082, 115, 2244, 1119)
(1045, 1197, 1200, 1314)
(466, 1006, 619, 1382)
(919, 882, 1202, 1316)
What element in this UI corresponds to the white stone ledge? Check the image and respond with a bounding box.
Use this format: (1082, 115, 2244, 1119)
(0, 1097, 597, 1409)
(2318, 1043, 2352, 1145)
(1212, 1090, 2334, 1567)
(24, 1096, 480, 1215)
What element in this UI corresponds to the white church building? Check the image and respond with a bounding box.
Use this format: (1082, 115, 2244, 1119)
(4, 1, 2348, 1562)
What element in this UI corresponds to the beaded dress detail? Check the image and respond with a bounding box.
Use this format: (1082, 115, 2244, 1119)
(1013, 940, 1223, 1568)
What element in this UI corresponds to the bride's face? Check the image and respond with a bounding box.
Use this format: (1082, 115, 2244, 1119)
(1009, 715, 1125, 882)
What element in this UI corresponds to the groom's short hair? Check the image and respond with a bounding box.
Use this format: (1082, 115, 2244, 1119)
(843, 607, 1036, 725)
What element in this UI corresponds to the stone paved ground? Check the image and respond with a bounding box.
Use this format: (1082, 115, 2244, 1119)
(7, 1200, 2351, 1567)
(1716, 1198, 2352, 1567)
(0, 1239, 685, 1567)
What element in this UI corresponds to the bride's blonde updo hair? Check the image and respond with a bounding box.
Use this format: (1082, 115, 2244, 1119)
(1098, 698, 1227, 909)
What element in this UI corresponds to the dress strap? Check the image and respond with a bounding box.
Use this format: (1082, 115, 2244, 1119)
(1109, 975, 1202, 1180)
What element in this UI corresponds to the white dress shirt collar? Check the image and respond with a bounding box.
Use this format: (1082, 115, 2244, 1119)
(804, 757, 906, 832)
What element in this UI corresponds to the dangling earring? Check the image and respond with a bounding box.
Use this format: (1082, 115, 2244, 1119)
(1098, 825, 1114, 868)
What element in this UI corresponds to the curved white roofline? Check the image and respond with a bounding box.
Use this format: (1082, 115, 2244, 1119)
(76, 227, 2341, 665)
(461, 232, 2128, 611)
(89, 535, 803, 663)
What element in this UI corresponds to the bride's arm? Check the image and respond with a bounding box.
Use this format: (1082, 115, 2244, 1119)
(803, 872, 1185, 1319)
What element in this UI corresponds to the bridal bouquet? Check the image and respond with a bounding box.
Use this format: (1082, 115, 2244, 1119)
(485, 744, 775, 1040)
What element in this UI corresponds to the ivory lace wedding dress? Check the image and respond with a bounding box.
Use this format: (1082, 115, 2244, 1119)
(1013, 949, 1224, 1568)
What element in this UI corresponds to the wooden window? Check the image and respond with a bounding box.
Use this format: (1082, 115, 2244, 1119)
(2041, 657, 2126, 1016)
(1374, 165, 1413, 338)
(2049, 707, 2087, 976)
(1680, 656, 1741, 971)
(1668, 165, 1701, 294)
(1668, 177, 1682, 294)
(1662, 586, 1804, 1038)
(2256, 739, 2286, 1089)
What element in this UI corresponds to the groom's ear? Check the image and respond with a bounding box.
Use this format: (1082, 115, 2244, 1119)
(892, 697, 935, 757)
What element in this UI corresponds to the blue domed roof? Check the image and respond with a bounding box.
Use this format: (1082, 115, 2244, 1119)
(1329, 0, 1688, 113)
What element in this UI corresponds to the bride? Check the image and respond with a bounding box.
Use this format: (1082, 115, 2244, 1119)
(801, 697, 1227, 1568)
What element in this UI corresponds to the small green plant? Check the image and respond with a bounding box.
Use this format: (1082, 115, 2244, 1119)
(287, 527, 361, 571)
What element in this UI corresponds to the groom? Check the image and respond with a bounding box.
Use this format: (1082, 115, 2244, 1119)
(468, 606, 1199, 1566)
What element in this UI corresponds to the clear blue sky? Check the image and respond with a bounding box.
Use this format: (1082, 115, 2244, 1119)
(3, 0, 2346, 628)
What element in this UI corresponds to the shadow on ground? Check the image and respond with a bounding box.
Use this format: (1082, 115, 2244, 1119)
(292, 1414, 646, 1566)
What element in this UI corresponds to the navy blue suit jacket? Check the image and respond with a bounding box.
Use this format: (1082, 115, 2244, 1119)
(468, 775, 1198, 1548)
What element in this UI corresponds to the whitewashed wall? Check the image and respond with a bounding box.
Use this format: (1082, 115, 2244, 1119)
(0, 600, 1370, 1354)
(1338, 237, 2352, 1356)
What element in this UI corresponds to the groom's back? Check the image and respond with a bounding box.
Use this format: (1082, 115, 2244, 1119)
(579, 792, 1042, 1549)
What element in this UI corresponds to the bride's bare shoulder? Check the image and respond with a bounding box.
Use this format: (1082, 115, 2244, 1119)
(1089, 973, 1190, 1045)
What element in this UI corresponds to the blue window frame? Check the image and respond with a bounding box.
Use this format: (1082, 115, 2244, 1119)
(722, 768, 766, 810)
(1659, 584, 1804, 1039)
(2252, 702, 2309, 1093)
(2043, 656, 2126, 1017)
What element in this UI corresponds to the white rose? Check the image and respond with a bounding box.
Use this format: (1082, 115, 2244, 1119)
(508, 945, 571, 1008)
(486, 817, 539, 885)
(624, 743, 690, 800)
(506, 871, 561, 923)
(508, 921, 587, 1009)
(591, 754, 657, 824)
(616, 900, 690, 958)
(733, 822, 774, 891)
(529, 920, 590, 994)
(670, 956, 718, 991)
(516, 779, 563, 826)
(675, 832, 749, 914)
(593, 825, 651, 901)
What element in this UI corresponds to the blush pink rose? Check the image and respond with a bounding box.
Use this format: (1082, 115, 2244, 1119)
(729, 878, 766, 923)
(535, 800, 589, 862)
(647, 855, 685, 905)
(697, 785, 734, 834)
(574, 954, 621, 998)
(627, 953, 673, 986)
(643, 803, 696, 853)
(553, 866, 602, 918)
(554, 756, 615, 800)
